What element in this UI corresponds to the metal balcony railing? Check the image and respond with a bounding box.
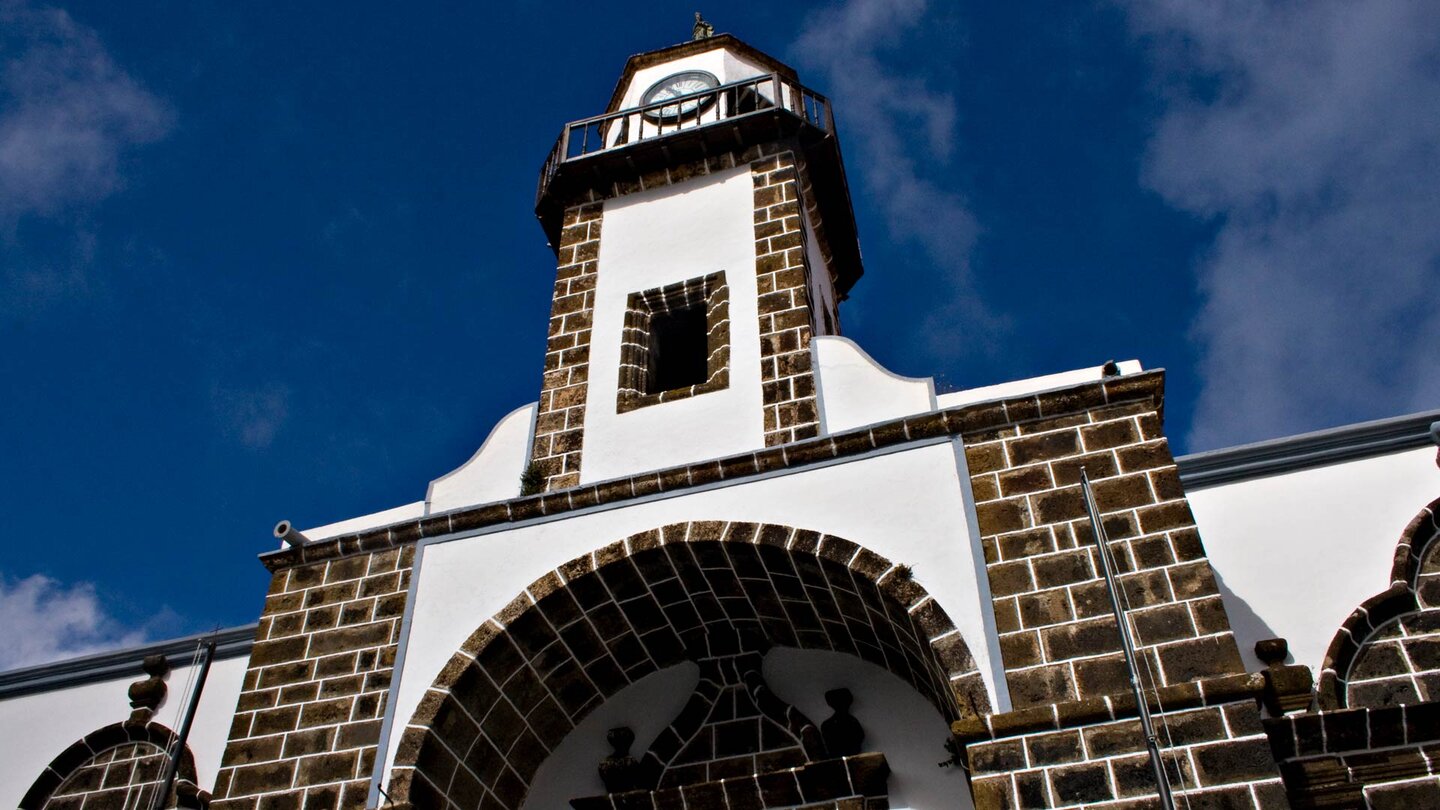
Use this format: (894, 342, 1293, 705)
(537, 73, 834, 206)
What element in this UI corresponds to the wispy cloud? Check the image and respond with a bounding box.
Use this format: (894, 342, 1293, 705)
(0, 572, 150, 670)
(1123, 0, 1440, 449)
(211, 382, 291, 449)
(792, 0, 1004, 360)
(0, 1, 171, 226)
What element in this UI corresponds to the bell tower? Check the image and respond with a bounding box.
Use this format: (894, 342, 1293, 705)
(529, 31, 863, 491)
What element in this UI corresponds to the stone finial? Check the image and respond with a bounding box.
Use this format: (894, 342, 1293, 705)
(692, 12, 714, 40)
(820, 687, 865, 757)
(127, 654, 170, 722)
(597, 726, 644, 793)
(1255, 637, 1314, 716)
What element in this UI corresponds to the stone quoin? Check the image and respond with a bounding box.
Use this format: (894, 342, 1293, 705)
(4, 25, 1440, 810)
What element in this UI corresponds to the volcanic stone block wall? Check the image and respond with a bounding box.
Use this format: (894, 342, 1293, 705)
(531, 201, 602, 492)
(21, 720, 207, 810)
(1266, 702, 1440, 807)
(752, 151, 821, 447)
(967, 699, 1288, 808)
(570, 752, 890, 809)
(952, 379, 1292, 808)
(210, 545, 414, 808)
(42, 742, 169, 808)
(1345, 610, 1440, 707)
(963, 393, 1245, 708)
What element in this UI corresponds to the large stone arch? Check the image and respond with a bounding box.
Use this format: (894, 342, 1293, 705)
(20, 720, 205, 809)
(386, 521, 988, 809)
(1318, 496, 1440, 708)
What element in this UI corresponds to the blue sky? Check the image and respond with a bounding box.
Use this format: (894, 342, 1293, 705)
(1, 0, 1436, 668)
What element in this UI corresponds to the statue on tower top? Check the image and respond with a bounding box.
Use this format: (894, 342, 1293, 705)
(692, 12, 714, 40)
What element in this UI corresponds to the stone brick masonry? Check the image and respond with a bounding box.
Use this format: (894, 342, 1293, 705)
(530, 202, 602, 492)
(752, 152, 822, 447)
(964, 393, 1245, 709)
(209, 545, 414, 809)
(955, 379, 1288, 808)
(966, 696, 1289, 808)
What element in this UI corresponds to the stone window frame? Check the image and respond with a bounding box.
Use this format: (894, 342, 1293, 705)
(616, 271, 730, 413)
(21, 721, 204, 809)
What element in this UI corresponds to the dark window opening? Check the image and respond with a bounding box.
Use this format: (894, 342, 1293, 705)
(648, 306, 709, 393)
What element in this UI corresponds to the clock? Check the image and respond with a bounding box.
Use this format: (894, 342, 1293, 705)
(640, 70, 720, 121)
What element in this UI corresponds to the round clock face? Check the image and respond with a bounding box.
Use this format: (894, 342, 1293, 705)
(641, 71, 720, 120)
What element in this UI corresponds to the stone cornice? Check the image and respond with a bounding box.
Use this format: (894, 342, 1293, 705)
(951, 671, 1266, 745)
(259, 371, 1167, 572)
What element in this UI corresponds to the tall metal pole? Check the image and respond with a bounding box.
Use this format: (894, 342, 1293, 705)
(153, 637, 216, 810)
(1080, 469, 1177, 810)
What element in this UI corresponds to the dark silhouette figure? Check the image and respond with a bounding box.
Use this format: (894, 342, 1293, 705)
(820, 687, 865, 757)
(597, 726, 644, 793)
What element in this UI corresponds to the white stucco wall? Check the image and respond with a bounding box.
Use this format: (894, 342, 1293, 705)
(523, 649, 970, 810)
(1189, 446, 1440, 675)
(0, 652, 249, 805)
(814, 336, 935, 434)
(379, 439, 1002, 789)
(582, 165, 767, 483)
(937, 360, 1143, 409)
(427, 403, 536, 514)
(300, 501, 426, 545)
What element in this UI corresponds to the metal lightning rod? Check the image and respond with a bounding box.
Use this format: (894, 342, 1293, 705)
(1079, 468, 1177, 810)
(153, 636, 217, 810)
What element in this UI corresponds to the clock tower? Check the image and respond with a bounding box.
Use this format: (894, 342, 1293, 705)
(528, 32, 863, 491)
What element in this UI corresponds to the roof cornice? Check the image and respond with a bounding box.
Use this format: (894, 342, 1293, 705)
(1176, 409, 1440, 489)
(0, 625, 256, 699)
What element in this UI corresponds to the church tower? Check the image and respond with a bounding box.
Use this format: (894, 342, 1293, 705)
(527, 32, 862, 490)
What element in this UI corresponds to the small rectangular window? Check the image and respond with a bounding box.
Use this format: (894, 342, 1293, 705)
(617, 272, 730, 412)
(648, 306, 709, 393)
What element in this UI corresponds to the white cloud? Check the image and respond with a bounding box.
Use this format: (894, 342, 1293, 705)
(1124, 0, 1440, 448)
(0, 572, 149, 670)
(792, 0, 1005, 360)
(0, 0, 172, 226)
(211, 382, 291, 449)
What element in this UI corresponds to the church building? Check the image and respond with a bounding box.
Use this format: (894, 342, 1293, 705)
(3, 27, 1440, 810)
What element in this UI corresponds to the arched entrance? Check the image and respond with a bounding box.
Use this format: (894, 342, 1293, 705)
(386, 521, 988, 808)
